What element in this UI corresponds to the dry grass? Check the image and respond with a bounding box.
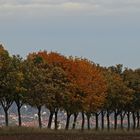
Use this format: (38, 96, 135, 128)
(0, 127, 140, 140)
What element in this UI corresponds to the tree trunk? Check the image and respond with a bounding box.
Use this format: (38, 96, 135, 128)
(120, 112, 124, 130)
(37, 106, 42, 128)
(107, 111, 110, 131)
(72, 113, 78, 129)
(15, 97, 23, 127)
(132, 111, 136, 130)
(95, 113, 99, 130)
(137, 111, 140, 129)
(81, 112, 85, 130)
(17, 105, 22, 127)
(114, 111, 118, 130)
(101, 111, 105, 131)
(4, 109, 9, 127)
(86, 113, 91, 130)
(65, 112, 71, 130)
(1, 101, 13, 127)
(54, 110, 58, 130)
(48, 111, 54, 129)
(127, 111, 130, 131)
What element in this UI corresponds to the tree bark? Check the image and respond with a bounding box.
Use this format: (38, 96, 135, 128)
(86, 113, 91, 130)
(114, 111, 118, 130)
(54, 110, 58, 130)
(120, 112, 124, 130)
(95, 113, 99, 130)
(107, 111, 110, 131)
(132, 111, 136, 130)
(65, 112, 71, 130)
(4, 109, 9, 127)
(17, 105, 22, 127)
(72, 113, 78, 129)
(15, 97, 23, 127)
(1, 101, 13, 127)
(48, 111, 54, 129)
(101, 111, 105, 131)
(137, 111, 140, 129)
(37, 106, 42, 128)
(81, 112, 85, 130)
(127, 111, 130, 131)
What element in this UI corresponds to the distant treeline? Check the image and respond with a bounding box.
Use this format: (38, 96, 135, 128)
(0, 44, 140, 130)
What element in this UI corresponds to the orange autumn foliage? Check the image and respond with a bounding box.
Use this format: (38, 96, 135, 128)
(28, 51, 107, 112)
(28, 51, 68, 69)
(64, 57, 107, 112)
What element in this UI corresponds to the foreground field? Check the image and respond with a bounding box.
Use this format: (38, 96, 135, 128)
(0, 127, 140, 140)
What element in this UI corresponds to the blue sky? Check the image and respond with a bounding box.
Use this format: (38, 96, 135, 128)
(0, 0, 140, 69)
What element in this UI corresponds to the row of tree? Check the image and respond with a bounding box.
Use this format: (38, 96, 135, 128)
(0, 44, 140, 130)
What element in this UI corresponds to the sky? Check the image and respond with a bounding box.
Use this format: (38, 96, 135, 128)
(0, 0, 140, 69)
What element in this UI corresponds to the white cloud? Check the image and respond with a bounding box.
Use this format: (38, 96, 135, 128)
(0, 0, 140, 18)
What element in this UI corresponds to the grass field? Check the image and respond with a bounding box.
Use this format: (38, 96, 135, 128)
(0, 127, 140, 140)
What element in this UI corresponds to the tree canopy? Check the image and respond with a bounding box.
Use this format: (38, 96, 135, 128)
(0, 44, 140, 131)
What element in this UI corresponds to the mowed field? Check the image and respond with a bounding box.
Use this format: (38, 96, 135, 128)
(0, 127, 140, 140)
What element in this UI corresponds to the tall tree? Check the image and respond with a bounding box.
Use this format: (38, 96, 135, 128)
(11, 55, 26, 127)
(45, 66, 69, 130)
(24, 56, 49, 128)
(64, 58, 107, 130)
(0, 45, 14, 126)
(104, 68, 133, 130)
(28, 51, 70, 130)
(123, 68, 140, 130)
